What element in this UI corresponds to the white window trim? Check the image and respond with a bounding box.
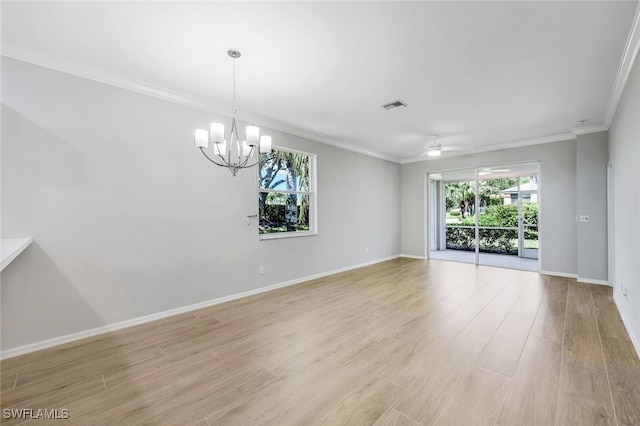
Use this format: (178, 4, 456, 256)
(258, 146, 317, 240)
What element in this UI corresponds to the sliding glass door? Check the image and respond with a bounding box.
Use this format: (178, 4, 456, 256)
(429, 163, 540, 271)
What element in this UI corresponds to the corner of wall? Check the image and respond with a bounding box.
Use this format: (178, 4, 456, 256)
(614, 293, 640, 359)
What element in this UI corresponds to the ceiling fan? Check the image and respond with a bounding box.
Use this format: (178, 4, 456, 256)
(417, 135, 472, 158)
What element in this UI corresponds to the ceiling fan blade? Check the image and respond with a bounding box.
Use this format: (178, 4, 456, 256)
(414, 150, 433, 159)
(441, 146, 474, 151)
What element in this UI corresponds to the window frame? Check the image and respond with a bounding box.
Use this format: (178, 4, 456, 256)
(258, 146, 317, 240)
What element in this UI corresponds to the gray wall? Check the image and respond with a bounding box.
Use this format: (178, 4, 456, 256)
(609, 54, 640, 351)
(576, 131, 609, 282)
(400, 140, 578, 275)
(0, 58, 401, 351)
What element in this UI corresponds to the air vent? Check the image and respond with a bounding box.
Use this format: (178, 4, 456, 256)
(382, 100, 407, 111)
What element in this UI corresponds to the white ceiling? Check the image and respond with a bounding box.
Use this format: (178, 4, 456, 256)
(2, 1, 638, 162)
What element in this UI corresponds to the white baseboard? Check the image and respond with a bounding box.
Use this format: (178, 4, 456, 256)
(577, 277, 611, 286)
(400, 254, 427, 260)
(614, 293, 640, 360)
(540, 271, 611, 287)
(540, 270, 578, 279)
(1, 254, 401, 360)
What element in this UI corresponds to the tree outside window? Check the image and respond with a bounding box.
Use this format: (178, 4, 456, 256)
(258, 148, 315, 237)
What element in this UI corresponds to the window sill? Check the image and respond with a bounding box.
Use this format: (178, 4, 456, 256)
(259, 231, 317, 241)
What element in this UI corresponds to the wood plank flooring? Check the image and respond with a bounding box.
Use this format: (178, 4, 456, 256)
(1, 258, 639, 425)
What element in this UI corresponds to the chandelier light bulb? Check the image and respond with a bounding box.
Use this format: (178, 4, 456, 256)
(259, 136, 272, 153)
(194, 129, 209, 148)
(246, 125, 260, 147)
(209, 123, 225, 144)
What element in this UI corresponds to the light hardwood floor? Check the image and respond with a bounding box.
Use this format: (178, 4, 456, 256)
(2, 258, 639, 425)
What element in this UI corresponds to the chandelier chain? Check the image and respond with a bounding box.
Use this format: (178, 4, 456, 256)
(232, 57, 237, 117)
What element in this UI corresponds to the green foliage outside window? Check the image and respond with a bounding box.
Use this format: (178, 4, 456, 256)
(447, 203, 539, 255)
(258, 149, 312, 234)
(455, 204, 538, 228)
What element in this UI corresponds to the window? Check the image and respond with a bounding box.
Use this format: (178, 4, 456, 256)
(258, 147, 316, 239)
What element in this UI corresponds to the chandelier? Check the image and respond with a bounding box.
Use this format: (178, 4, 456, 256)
(194, 49, 272, 176)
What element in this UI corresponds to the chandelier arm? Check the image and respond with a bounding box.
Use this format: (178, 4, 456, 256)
(229, 117, 239, 164)
(199, 147, 229, 168)
(214, 141, 228, 162)
(200, 147, 261, 170)
(237, 146, 256, 168)
(240, 158, 261, 169)
(236, 145, 259, 169)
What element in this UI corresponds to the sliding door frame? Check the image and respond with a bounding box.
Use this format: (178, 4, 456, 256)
(426, 162, 541, 269)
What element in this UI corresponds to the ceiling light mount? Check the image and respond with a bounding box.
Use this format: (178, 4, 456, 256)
(194, 49, 272, 176)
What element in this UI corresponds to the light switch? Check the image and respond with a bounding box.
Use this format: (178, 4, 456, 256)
(579, 215, 590, 222)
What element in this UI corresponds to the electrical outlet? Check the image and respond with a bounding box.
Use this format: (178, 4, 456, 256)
(259, 266, 265, 275)
(579, 215, 590, 222)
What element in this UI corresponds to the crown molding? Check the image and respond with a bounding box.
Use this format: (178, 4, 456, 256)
(244, 118, 400, 163)
(472, 132, 577, 153)
(1, 42, 400, 163)
(603, 2, 640, 128)
(400, 132, 576, 164)
(1, 41, 218, 112)
(570, 124, 609, 136)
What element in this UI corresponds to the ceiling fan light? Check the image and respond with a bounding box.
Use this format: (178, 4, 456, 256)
(427, 149, 441, 157)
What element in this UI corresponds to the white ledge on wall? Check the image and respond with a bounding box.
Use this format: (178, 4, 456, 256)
(260, 231, 318, 241)
(1, 238, 33, 272)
